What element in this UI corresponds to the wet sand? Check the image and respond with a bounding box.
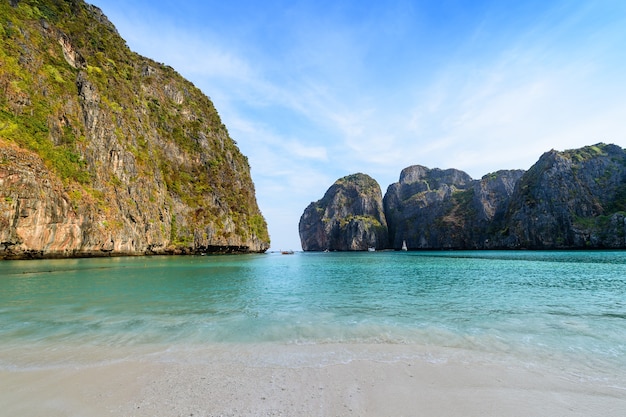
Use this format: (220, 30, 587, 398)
(2, 344, 624, 417)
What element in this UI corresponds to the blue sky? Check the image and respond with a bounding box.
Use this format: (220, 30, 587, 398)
(93, 0, 626, 251)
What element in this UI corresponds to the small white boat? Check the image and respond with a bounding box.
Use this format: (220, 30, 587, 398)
(368, 247, 376, 252)
(401, 240, 408, 251)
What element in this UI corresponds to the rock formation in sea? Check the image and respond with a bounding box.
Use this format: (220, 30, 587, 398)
(300, 143, 626, 251)
(0, 0, 269, 259)
(299, 173, 388, 251)
(384, 166, 524, 249)
(494, 144, 626, 249)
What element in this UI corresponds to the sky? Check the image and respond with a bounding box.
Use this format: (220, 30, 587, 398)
(92, 0, 626, 251)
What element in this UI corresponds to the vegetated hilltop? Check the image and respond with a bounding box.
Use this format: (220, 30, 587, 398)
(299, 143, 626, 251)
(0, 0, 269, 259)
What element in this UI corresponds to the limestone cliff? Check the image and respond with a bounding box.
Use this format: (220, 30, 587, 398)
(496, 144, 626, 249)
(383, 166, 525, 249)
(299, 173, 388, 251)
(300, 143, 626, 251)
(0, 0, 269, 259)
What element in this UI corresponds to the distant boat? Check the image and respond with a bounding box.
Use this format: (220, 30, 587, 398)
(281, 250, 294, 255)
(402, 240, 408, 251)
(368, 247, 376, 252)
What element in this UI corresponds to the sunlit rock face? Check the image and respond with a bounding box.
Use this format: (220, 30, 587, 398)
(0, 0, 269, 259)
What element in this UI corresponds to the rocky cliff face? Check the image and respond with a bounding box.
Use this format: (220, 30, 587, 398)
(299, 173, 388, 251)
(384, 166, 524, 249)
(300, 143, 626, 251)
(470, 169, 526, 247)
(384, 166, 472, 249)
(0, 0, 269, 259)
(495, 144, 626, 249)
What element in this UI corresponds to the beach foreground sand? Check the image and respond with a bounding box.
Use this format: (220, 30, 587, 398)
(2, 343, 624, 417)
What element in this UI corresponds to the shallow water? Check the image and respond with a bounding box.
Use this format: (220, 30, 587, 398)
(1, 251, 625, 384)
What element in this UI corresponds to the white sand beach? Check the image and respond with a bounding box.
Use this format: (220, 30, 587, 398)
(2, 343, 624, 417)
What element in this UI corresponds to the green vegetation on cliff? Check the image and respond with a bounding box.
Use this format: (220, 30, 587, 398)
(0, 0, 269, 258)
(1, 1, 88, 183)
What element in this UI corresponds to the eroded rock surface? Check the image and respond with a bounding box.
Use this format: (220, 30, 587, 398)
(0, 1, 269, 259)
(299, 173, 388, 251)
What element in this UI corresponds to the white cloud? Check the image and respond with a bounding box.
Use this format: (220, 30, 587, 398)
(286, 141, 328, 161)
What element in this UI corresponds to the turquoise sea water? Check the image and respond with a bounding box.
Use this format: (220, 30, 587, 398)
(1, 251, 625, 384)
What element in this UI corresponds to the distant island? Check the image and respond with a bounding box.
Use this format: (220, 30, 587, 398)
(299, 143, 626, 251)
(0, 0, 269, 259)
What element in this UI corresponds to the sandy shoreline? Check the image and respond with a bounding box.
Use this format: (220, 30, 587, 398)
(2, 343, 625, 417)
